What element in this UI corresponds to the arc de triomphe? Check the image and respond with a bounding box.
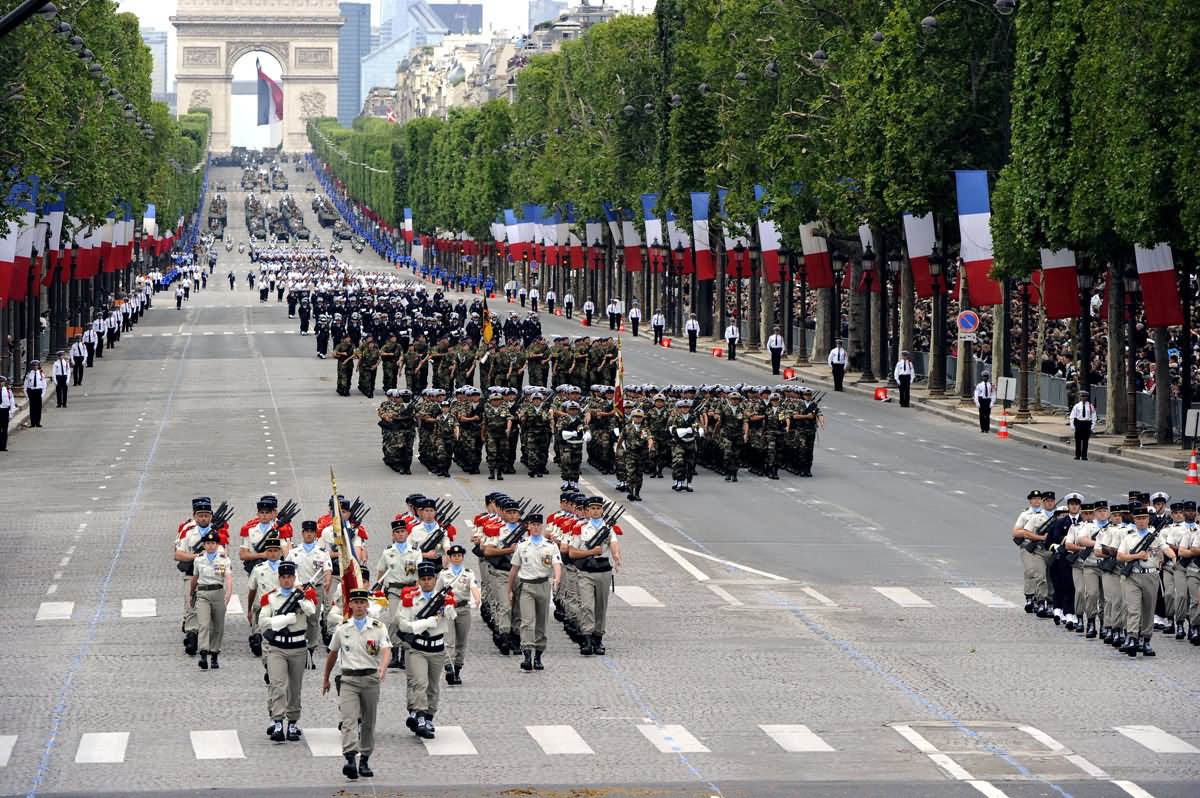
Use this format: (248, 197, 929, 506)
(171, 0, 343, 153)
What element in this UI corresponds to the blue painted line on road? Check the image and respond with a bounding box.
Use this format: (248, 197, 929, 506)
(26, 335, 193, 798)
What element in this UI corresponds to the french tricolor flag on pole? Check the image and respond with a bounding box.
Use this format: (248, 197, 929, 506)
(902, 212, 936, 298)
(1134, 243, 1185, 327)
(754, 185, 782, 284)
(403, 207, 414, 243)
(257, 58, 283, 127)
(798, 222, 833, 289)
(954, 170, 1003, 307)
(690, 192, 714, 281)
(1038, 249, 1080, 320)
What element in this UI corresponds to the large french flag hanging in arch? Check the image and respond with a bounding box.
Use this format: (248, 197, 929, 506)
(257, 58, 283, 126)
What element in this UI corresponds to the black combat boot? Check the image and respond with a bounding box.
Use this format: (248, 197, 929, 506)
(591, 634, 606, 655)
(389, 648, 402, 669)
(453, 664, 463, 684)
(209, 652, 220, 669)
(343, 752, 359, 780)
(357, 754, 373, 777)
(533, 651, 544, 670)
(488, 468, 495, 480)
(1175, 620, 1187, 640)
(1024, 595, 1035, 613)
(287, 722, 301, 741)
(1085, 618, 1097, 638)
(1141, 638, 1156, 656)
(270, 720, 285, 742)
(198, 651, 209, 670)
(1164, 620, 1176, 636)
(445, 662, 456, 683)
(1121, 636, 1140, 656)
(521, 650, 533, 671)
(730, 469, 738, 483)
(579, 636, 593, 655)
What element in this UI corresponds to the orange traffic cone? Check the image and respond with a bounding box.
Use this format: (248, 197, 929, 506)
(996, 412, 1009, 439)
(618, 321, 625, 332)
(1186, 449, 1199, 485)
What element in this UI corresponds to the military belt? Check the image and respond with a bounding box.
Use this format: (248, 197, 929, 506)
(197, 584, 223, 591)
(341, 668, 375, 677)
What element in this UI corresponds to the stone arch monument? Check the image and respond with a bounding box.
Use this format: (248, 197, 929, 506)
(171, 0, 343, 153)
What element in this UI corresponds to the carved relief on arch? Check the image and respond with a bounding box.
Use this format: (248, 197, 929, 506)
(189, 88, 212, 109)
(224, 42, 289, 76)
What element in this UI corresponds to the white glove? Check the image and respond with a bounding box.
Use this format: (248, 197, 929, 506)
(268, 613, 294, 631)
(673, 428, 689, 441)
(561, 430, 577, 441)
(299, 599, 316, 616)
(411, 616, 438, 633)
(613, 429, 621, 439)
(696, 427, 705, 438)
(328, 606, 344, 625)
(583, 431, 593, 443)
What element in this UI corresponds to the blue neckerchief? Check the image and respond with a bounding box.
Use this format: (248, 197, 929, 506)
(450, 564, 463, 576)
(394, 542, 407, 552)
(206, 552, 217, 563)
(257, 522, 272, 533)
(1096, 520, 1109, 528)
(303, 542, 315, 554)
(268, 560, 279, 572)
(1187, 522, 1197, 530)
(1136, 527, 1150, 539)
(279, 587, 293, 597)
(590, 518, 603, 527)
(423, 521, 437, 532)
(421, 590, 433, 601)
(530, 535, 544, 545)
(504, 522, 518, 531)
(197, 525, 212, 534)
(353, 618, 367, 632)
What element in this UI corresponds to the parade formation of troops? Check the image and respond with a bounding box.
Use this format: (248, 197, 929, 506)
(1012, 489, 1200, 657)
(173, 486, 624, 780)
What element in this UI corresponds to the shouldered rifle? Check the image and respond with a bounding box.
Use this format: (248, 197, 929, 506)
(578, 504, 624, 572)
(1118, 529, 1161, 577)
(347, 497, 371, 528)
(419, 506, 461, 553)
(1022, 512, 1059, 553)
(276, 498, 300, 528)
(414, 583, 455, 621)
(275, 581, 317, 618)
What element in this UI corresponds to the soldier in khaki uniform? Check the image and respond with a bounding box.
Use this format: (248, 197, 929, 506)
(259, 561, 320, 742)
(373, 519, 422, 669)
(1177, 500, 1200, 644)
(285, 521, 333, 663)
(438, 544, 481, 684)
(246, 538, 284, 657)
(1094, 502, 1130, 647)
(1159, 501, 1189, 637)
(569, 496, 622, 656)
(481, 498, 524, 654)
(1117, 502, 1178, 657)
(1011, 490, 1045, 613)
(507, 513, 562, 671)
(396, 561, 457, 739)
(188, 529, 233, 670)
(174, 497, 226, 656)
(322, 588, 389, 781)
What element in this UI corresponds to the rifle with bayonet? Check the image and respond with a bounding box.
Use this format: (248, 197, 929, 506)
(418, 502, 461, 553)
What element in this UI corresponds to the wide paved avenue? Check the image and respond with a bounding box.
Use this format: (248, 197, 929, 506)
(0, 169, 1196, 798)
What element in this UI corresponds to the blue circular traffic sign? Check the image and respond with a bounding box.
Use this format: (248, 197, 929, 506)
(957, 310, 980, 333)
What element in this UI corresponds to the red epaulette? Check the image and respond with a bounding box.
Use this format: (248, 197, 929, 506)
(612, 522, 623, 536)
(260, 589, 275, 607)
(275, 522, 294, 539)
(446, 523, 457, 541)
(400, 584, 420, 607)
(239, 519, 258, 537)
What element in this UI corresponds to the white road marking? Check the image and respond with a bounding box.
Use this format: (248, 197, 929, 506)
(0, 735, 15, 767)
(225, 595, 243, 615)
(704, 583, 743, 606)
(873, 587, 933, 607)
(637, 724, 709, 753)
(74, 732, 129, 763)
(930, 753, 973, 780)
(526, 725, 594, 755)
(892, 724, 938, 753)
(36, 601, 74, 621)
(1111, 780, 1158, 798)
(190, 730, 244, 759)
(667, 544, 789, 581)
(45, 584, 57, 596)
(1113, 725, 1200, 753)
(953, 588, 1016, 609)
(120, 599, 157, 618)
(801, 587, 837, 607)
(758, 724, 835, 752)
(302, 728, 342, 757)
(420, 725, 477, 755)
(223, 331, 233, 335)
(203, 331, 214, 336)
(967, 781, 1011, 798)
(614, 585, 663, 607)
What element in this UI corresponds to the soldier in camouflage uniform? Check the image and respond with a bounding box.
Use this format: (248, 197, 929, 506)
(356, 334, 381, 398)
(501, 339, 526, 390)
(415, 389, 443, 470)
(569, 337, 592, 390)
(762, 391, 790, 480)
(667, 399, 700, 492)
(525, 337, 550, 387)
(504, 388, 521, 474)
(645, 393, 671, 478)
(379, 332, 401, 392)
(519, 390, 553, 477)
(430, 400, 457, 477)
(584, 386, 616, 475)
(477, 341, 497, 392)
(452, 386, 483, 474)
(715, 391, 748, 482)
(333, 335, 356, 397)
(792, 387, 821, 477)
(482, 390, 513, 480)
(431, 336, 455, 391)
(618, 407, 654, 501)
(378, 389, 416, 473)
(454, 339, 477, 391)
(549, 337, 572, 387)
(404, 336, 431, 394)
(556, 400, 586, 490)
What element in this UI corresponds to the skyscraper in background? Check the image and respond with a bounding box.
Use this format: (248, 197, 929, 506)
(528, 0, 567, 32)
(139, 28, 175, 114)
(338, 3, 372, 125)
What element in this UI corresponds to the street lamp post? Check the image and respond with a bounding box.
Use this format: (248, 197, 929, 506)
(928, 248, 947, 397)
(1076, 270, 1094, 394)
(780, 246, 795, 356)
(1016, 273, 1032, 421)
(831, 251, 846, 349)
(886, 253, 900, 387)
(733, 241, 745, 344)
(748, 243, 761, 351)
(858, 245, 876, 382)
(1123, 266, 1141, 447)
(795, 253, 809, 365)
(672, 242, 684, 335)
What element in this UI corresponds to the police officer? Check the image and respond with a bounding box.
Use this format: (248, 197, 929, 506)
(507, 513, 561, 671)
(973, 372, 995, 432)
(1068, 391, 1097, 460)
(0, 377, 13, 451)
(23, 360, 46, 427)
(260, 561, 319, 741)
(189, 529, 233, 670)
(69, 335, 87, 386)
(438, 544, 480, 684)
(322, 587, 389, 781)
(827, 340, 848, 391)
(894, 351, 915, 407)
(397, 560, 457, 739)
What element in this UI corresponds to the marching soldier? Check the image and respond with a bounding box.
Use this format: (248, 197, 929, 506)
(1160, 501, 1189, 637)
(357, 334, 381, 398)
(557, 400, 586, 491)
(375, 519, 421, 669)
(667, 400, 700, 492)
(792, 388, 821, 478)
(507, 512, 561, 671)
(378, 388, 416, 474)
(568, 496, 622, 655)
(1095, 502, 1130, 647)
(333, 334, 356, 396)
(1116, 502, 1178, 656)
(481, 498, 524, 654)
(396, 561, 457, 739)
(617, 407, 654, 502)
(483, 389, 513, 480)
(379, 333, 400, 391)
(260, 561, 320, 741)
(246, 537, 284, 657)
(189, 529, 233, 670)
(322, 588, 390, 781)
(285, 521, 334, 665)
(438, 544, 480, 684)
(174, 496, 227, 656)
(714, 391, 747, 482)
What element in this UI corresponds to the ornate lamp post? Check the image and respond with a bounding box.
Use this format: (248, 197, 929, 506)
(1076, 270, 1094, 393)
(886, 252, 901, 386)
(831, 251, 846, 349)
(928, 247, 947, 397)
(859, 244, 876, 382)
(1016, 273, 1032, 421)
(1123, 265, 1141, 447)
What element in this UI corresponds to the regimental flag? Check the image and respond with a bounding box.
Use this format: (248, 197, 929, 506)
(954, 170, 1003, 307)
(903, 212, 937, 298)
(798, 222, 833, 289)
(482, 294, 494, 343)
(754, 185, 783, 284)
(1134, 243, 1186, 327)
(690, 192, 715, 281)
(256, 58, 284, 126)
(614, 338, 625, 421)
(1038, 249, 1080, 320)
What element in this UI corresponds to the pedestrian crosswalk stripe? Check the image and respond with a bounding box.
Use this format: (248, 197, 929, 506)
(421, 725, 477, 755)
(952, 588, 1015, 609)
(75, 732, 129, 763)
(302, 727, 342, 757)
(226, 595, 244, 615)
(120, 598, 157, 618)
(190, 730, 244, 759)
(759, 724, 835, 752)
(36, 601, 75, 621)
(223, 331, 234, 335)
(526, 724, 594, 755)
(873, 587, 933, 608)
(614, 585, 663, 607)
(1113, 725, 1200, 753)
(637, 724, 709, 753)
(0, 735, 16, 767)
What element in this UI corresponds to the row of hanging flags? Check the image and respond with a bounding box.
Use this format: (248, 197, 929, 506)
(0, 177, 194, 304)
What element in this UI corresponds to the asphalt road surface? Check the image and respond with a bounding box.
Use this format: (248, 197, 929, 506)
(1, 165, 1196, 798)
